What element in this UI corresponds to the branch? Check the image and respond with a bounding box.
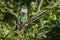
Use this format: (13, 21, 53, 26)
(19, 5, 59, 40)
(20, 6, 58, 30)
(37, 0, 44, 12)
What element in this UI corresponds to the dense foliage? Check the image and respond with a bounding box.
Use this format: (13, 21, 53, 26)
(0, 0, 60, 40)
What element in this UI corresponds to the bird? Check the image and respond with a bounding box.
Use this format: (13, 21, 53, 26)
(18, 5, 28, 30)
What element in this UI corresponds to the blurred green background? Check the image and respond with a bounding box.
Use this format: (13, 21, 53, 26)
(0, 0, 60, 40)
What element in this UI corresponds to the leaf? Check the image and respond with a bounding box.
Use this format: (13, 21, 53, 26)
(43, 6, 51, 10)
(15, 30, 20, 35)
(31, 12, 37, 16)
(55, 10, 60, 15)
(49, 13, 57, 20)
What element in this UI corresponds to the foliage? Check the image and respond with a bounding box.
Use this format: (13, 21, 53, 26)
(0, 0, 60, 40)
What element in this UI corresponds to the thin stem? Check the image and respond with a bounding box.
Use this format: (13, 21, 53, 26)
(37, 0, 44, 12)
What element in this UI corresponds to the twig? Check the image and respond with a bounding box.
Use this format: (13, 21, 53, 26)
(20, 5, 58, 30)
(37, 0, 44, 12)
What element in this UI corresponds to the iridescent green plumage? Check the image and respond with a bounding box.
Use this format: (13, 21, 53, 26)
(18, 6, 28, 29)
(20, 12, 27, 23)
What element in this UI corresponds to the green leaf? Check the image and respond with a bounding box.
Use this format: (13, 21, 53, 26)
(43, 6, 51, 9)
(15, 30, 20, 35)
(49, 13, 57, 20)
(55, 10, 60, 15)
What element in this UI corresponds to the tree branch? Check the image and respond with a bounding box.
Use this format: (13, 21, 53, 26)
(37, 0, 44, 12)
(19, 5, 58, 30)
